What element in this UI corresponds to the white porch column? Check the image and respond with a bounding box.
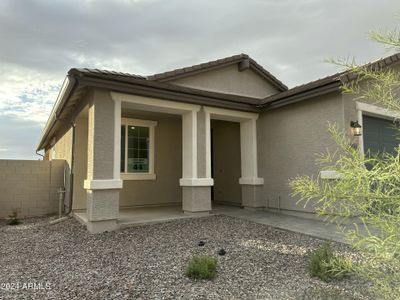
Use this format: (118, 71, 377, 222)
(84, 90, 123, 233)
(181, 111, 197, 181)
(239, 118, 264, 209)
(180, 108, 213, 215)
(203, 106, 265, 209)
(239, 118, 263, 185)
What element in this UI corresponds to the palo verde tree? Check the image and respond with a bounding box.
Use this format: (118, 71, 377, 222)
(289, 25, 400, 299)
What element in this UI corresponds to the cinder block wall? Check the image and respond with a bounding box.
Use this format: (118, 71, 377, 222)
(0, 159, 65, 218)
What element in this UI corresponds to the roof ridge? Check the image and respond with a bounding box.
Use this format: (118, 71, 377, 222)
(147, 53, 248, 80)
(146, 53, 287, 91)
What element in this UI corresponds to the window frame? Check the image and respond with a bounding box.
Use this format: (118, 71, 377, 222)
(120, 118, 157, 180)
(356, 101, 400, 157)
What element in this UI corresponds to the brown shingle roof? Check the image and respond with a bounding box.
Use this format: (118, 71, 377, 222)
(147, 53, 288, 91)
(38, 52, 400, 151)
(72, 68, 147, 80)
(68, 67, 261, 106)
(261, 72, 344, 105)
(261, 52, 400, 107)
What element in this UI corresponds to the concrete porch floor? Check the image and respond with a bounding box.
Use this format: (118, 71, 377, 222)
(72, 204, 363, 243)
(74, 205, 194, 229)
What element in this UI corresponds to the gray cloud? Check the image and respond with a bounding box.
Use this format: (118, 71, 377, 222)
(0, 0, 399, 159)
(0, 115, 43, 159)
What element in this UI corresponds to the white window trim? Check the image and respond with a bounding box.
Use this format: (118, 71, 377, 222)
(121, 118, 157, 180)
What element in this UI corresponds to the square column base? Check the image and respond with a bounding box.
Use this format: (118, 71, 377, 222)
(241, 185, 265, 209)
(87, 189, 119, 221)
(86, 189, 120, 233)
(87, 219, 118, 234)
(182, 186, 211, 213)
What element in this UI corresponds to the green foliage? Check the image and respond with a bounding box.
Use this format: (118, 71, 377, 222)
(308, 243, 354, 282)
(185, 256, 217, 280)
(290, 21, 400, 299)
(7, 210, 21, 226)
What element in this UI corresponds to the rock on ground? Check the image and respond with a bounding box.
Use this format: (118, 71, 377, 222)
(0, 215, 370, 299)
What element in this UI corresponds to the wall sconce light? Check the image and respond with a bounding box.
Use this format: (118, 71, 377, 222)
(350, 120, 362, 136)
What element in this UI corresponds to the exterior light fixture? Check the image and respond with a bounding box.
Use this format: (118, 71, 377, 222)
(350, 120, 362, 136)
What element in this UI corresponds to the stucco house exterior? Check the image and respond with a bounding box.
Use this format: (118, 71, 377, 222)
(37, 53, 400, 233)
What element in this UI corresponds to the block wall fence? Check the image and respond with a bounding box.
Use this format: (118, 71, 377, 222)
(0, 159, 66, 218)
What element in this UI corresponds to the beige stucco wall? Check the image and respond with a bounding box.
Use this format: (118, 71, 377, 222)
(72, 115, 88, 210)
(120, 114, 182, 207)
(168, 64, 281, 98)
(211, 120, 242, 205)
(50, 125, 73, 207)
(51, 127, 73, 165)
(0, 160, 65, 218)
(258, 91, 344, 213)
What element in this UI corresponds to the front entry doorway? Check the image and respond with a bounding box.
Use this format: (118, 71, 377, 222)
(210, 119, 242, 206)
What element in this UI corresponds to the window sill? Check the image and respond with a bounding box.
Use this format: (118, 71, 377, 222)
(121, 173, 157, 180)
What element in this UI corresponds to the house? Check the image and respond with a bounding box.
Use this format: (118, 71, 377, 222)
(37, 53, 400, 233)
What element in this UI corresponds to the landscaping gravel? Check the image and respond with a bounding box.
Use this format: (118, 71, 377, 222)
(0, 215, 370, 299)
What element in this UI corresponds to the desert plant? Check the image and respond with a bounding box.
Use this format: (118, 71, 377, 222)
(185, 255, 217, 280)
(290, 21, 400, 298)
(7, 210, 21, 226)
(308, 243, 354, 282)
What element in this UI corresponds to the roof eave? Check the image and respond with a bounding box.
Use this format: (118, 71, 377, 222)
(36, 75, 77, 151)
(260, 81, 342, 110)
(78, 74, 260, 110)
(248, 59, 288, 91)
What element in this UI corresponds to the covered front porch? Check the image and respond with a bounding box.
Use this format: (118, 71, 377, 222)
(74, 204, 241, 229)
(73, 89, 265, 233)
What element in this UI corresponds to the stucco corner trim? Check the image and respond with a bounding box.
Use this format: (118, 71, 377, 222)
(179, 178, 214, 186)
(84, 179, 123, 190)
(319, 170, 342, 180)
(239, 177, 264, 185)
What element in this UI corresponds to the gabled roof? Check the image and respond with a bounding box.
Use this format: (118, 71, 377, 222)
(37, 52, 400, 151)
(147, 53, 288, 92)
(36, 67, 263, 151)
(67, 67, 260, 106)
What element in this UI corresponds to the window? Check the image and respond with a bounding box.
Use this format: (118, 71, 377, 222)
(363, 115, 399, 156)
(120, 118, 157, 180)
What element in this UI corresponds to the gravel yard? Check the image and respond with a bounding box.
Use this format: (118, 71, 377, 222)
(0, 215, 370, 300)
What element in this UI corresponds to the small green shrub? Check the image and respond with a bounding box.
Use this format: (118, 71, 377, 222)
(7, 210, 21, 226)
(185, 256, 217, 280)
(308, 243, 354, 281)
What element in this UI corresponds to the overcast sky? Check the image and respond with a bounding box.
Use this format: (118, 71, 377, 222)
(0, 0, 399, 159)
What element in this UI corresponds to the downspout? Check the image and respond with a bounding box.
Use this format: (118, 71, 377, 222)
(36, 150, 45, 159)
